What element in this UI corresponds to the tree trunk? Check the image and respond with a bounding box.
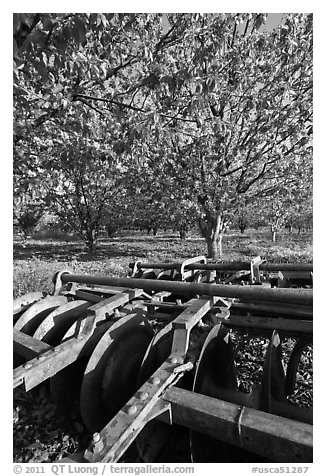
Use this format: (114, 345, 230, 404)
(238, 219, 246, 233)
(85, 240, 95, 252)
(206, 236, 218, 258)
(218, 234, 223, 258)
(199, 212, 223, 259)
(179, 229, 187, 240)
(106, 223, 117, 238)
(271, 218, 279, 243)
(85, 229, 97, 253)
(22, 230, 29, 242)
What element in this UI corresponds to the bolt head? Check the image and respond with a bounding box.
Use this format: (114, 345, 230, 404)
(171, 356, 183, 364)
(93, 432, 101, 443)
(127, 405, 138, 415)
(139, 391, 149, 401)
(152, 377, 160, 385)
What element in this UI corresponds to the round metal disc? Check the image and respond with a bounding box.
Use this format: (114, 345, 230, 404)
(13, 296, 68, 369)
(49, 318, 111, 410)
(33, 300, 92, 345)
(136, 324, 191, 463)
(80, 312, 153, 433)
(190, 323, 259, 463)
(141, 271, 157, 279)
(14, 296, 68, 336)
(285, 339, 310, 397)
(137, 323, 173, 387)
(13, 291, 46, 324)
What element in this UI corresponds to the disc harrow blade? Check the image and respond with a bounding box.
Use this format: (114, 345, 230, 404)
(136, 323, 191, 463)
(13, 292, 46, 324)
(33, 300, 92, 345)
(13, 296, 68, 369)
(190, 323, 263, 463)
(259, 333, 312, 424)
(260, 330, 286, 412)
(80, 312, 154, 433)
(285, 339, 311, 396)
(49, 320, 110, 410)
(50, 291, 147, 409)
(14, 296, 68, 336)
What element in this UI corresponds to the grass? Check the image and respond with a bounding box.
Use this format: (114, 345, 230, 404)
(13, 228, 313, 298)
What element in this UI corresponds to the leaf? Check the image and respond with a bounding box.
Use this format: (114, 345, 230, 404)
(89, 13, 97, 24)
(73, 17, 87, 44)
(41, 52, 47, 66)
(42, 17, 53, 30)
(48, 54, 55, 68)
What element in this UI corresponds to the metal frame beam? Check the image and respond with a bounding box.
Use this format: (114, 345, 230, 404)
(162, 387, 313, 463)
(60, 274, 313, 306)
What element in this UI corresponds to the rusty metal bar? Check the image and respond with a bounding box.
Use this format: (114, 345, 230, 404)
(218, 316, 313, 334)
(181, 384, 313, 425)
(13, 329, 52, 359)
(13, 332, 92, 390)
(84, 358, 187, 463)
(83, 379, 312, 463)
(60, 274, 313, 306)
(231, 301, 312, 319)
(130, 261, 313, 273)
(162, 387, 313, 463)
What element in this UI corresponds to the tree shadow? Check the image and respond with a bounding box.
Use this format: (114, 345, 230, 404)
(13, 239, 149, 262)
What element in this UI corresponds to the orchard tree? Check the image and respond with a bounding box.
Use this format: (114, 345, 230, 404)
(283, 198, 313, 233)
(261, 192, 287, 242)
(46, 149, 121, 252)
(13, 170, 45, 240)
(128, 13, 313, 257)
(232, 201, 253, 234)
(121, 154, 173, 235)
(41, 107, 126, 252)
(14, 201, 44, 241)
(250, 152, 312, 242)
(13, 13, 146, 251)
(13, 13, 180, 244)
(13, 13, 312, 258)
(13, 13, 177, 158)
(167, 199, 198, 239)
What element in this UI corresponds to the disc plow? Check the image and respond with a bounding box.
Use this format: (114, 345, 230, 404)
(13, 256, 313, 463)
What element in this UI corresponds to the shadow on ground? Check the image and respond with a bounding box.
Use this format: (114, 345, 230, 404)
(13, 235, 205, 262)
(13, 240, 145, 261)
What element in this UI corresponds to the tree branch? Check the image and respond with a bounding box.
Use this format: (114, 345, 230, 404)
(14, 14, 42, 49)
